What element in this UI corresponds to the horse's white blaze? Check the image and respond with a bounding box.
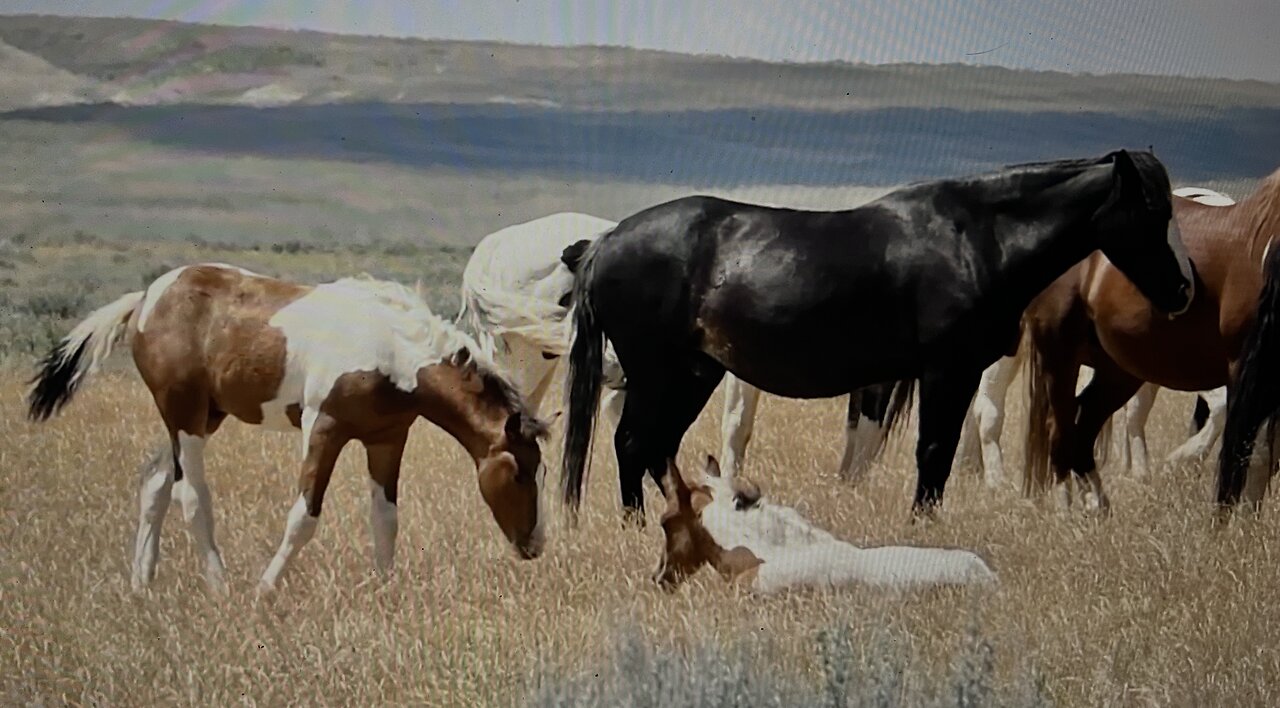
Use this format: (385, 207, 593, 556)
(260, 495, 317, 591)
(174, 432, 226, 591)
(131, 449, 175, 591)
(695, 477, 994, 592)
(368, 480, 398, 573)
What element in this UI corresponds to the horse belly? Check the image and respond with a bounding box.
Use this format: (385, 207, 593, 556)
(1095, 308, 1228, 391)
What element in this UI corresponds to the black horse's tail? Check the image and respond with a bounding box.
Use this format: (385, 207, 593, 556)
(561, 238, 607, 516)
(1217, 244, 1280, 512)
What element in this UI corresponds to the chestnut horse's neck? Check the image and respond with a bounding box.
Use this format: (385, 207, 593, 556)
(412, 360, 519, 462)
(1242, 172, 1280, 270)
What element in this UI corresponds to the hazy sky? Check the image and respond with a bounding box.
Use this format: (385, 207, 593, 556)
(2, 0, 1276, 81)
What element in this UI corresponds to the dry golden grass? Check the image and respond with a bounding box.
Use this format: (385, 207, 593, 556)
(3, 368, 1278, 706)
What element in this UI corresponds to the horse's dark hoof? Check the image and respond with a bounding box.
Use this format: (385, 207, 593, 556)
(622, 508, 646, 529)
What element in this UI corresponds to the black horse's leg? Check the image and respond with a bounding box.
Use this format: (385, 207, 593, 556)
(614, 374, 663, 524)
(652, 359, 725, 487)
(614, 359, 723, 525)
(1070, 358, 1144, 513)
(913, 368, 982, 515)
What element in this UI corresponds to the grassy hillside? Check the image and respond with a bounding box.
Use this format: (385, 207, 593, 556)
(1, 13, 1278, 113)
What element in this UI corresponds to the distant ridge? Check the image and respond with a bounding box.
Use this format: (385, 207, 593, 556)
(0, 13, 1277, 114)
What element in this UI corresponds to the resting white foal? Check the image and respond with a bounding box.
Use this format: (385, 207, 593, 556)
(654, 456, 997, 593)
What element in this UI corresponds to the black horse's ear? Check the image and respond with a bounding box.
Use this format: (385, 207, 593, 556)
(560, 239, 592, 273)
(1111, 149, 1145, 198)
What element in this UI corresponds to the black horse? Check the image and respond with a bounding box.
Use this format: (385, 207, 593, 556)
(563, 150, 1195, 519)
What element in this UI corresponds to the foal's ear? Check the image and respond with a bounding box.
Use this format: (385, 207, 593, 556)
(705, 454, 722, 478)
(660, 459, 682, 500)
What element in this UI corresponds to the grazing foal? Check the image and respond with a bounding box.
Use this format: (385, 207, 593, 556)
(654, 456, 996, 594)
(28, 264, 547, 593)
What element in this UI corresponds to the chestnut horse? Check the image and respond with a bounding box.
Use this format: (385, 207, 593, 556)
(28, 264, 547, 593)
(1023, 169, 1280, 511)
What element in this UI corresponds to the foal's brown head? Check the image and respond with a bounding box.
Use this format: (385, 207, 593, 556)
(654, 455, 763, 590)
(423, 347, 549, 560)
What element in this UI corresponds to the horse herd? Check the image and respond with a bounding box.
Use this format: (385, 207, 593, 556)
(25, 150, 1280, 595)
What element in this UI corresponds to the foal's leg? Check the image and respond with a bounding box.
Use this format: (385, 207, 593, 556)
(1121, 384, 1159, 478)
(364, 429, 408, 575)
(260, 410, 349, 592)
(912, 368, 982, 515)
(720, 375, 761, 478)
(132, 441, 175, 592)
(156, 391, 228, 594)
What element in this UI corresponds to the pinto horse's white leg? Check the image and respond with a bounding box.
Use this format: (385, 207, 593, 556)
(172, 431, 227, 594)
(1168, 387, 1227, 464)
(719, 375, 760, 479)
(972, 356, 1019, 488)
(260, 409, 347, 593)
(838, 402, 885, 484)
(364, 433, 406, 576)
(131, 443, 175, 592)
(1122, 384, 1159, 478)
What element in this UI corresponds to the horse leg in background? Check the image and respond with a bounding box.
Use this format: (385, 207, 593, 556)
(364, 429, 408, 575)
(132, 440, 176, 592)
(1168, 387, 1227, 465)
(837, 384, 892, 484)
(720, 375, 761, 479)
(1120, 383, 1159, 478)
(260, 410, 350, 592)
(912, 368, 982, 516)
(1068, 359, 1144, 513)
(969, 355, 1019, 488)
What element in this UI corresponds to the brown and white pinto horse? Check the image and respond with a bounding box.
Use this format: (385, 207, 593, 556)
(27, 264, 547, 593)
(1022, 169, 1280, 511)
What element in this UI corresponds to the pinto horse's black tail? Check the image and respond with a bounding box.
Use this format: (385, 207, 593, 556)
(27, 290, 145, 422)
(561, 239, 606, 517)
(1217, 244, 1280, 513)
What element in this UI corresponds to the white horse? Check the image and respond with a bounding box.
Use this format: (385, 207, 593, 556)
(653, 455, 996, 593)
(460, 212, 893, 481)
